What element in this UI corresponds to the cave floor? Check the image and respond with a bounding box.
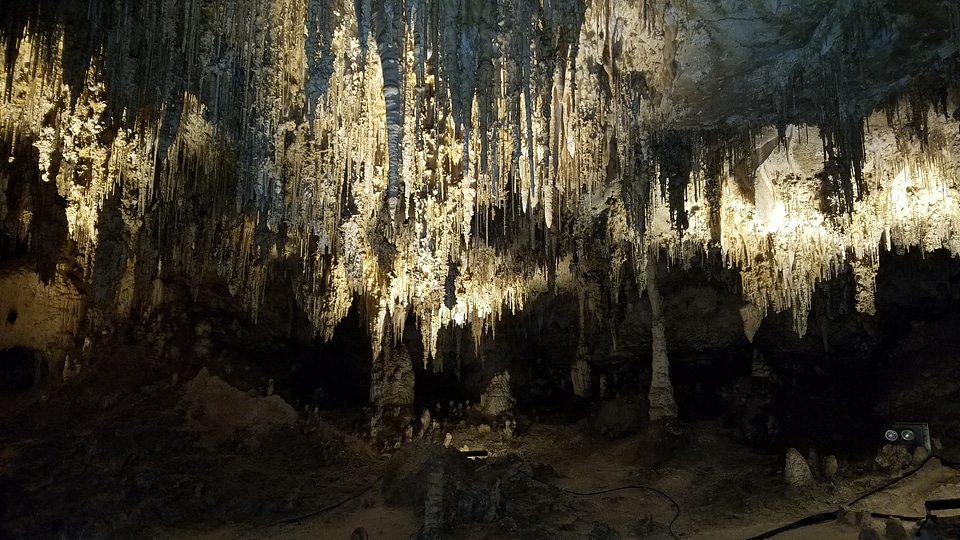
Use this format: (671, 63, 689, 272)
(3, 352, 960, 540)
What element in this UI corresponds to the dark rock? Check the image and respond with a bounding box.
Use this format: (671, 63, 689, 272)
(383, 441, 507, 537)
(589, 522, 621, 540)
(0, 346, 47, 394)
(635, 514, 655, 535)
(885, 517, 907, 540)
(594, 398, 644, 438)
(636, 420, 683, 467)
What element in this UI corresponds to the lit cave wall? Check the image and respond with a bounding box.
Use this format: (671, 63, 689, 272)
(2, 0, 960, 475)
(5, 0, 960, 538)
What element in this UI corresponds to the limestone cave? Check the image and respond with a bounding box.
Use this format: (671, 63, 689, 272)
(3, 0, 960, 538)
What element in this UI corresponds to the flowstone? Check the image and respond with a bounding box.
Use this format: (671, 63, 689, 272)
(571, 358, 592, 397)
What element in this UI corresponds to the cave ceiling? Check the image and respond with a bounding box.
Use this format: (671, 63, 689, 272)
(1, 0, 959, 362)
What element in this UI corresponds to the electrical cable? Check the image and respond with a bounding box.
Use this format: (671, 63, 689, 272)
(868, 511, 925, 522)
(519, 469, 681, 540)
(262, 463, 684, 539)
(260, 452, 958, 537)
(263, 475, 384, 528)
(743, 511, 838, 540)
(746, 454, 960, 540)
(846, 454, 939, 507)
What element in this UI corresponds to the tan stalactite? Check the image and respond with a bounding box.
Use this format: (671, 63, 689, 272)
(0, 0, 959, 364)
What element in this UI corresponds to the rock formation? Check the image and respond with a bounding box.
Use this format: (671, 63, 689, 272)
(0, 0, 959, 428)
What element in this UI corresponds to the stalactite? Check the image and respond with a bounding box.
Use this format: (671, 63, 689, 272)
(0, 0, 958, 367)
(373, 0, 404, 221)
(651, 130, 692, 232)
(305, 0, 335, 119)
(355, 0, 371, 70)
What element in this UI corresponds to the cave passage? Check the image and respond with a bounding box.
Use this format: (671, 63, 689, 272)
(3, 0, 960, 538)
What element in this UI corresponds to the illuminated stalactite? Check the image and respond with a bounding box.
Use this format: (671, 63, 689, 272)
(0, 0, 959, 367)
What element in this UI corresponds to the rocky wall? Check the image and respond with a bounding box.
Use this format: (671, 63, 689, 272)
(0, 0, 959, 375)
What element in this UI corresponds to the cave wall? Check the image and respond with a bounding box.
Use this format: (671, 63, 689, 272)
(0, 266, 81, 361)
(0, 0, 959, 384)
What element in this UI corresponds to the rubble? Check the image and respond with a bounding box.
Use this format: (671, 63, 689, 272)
(875, 444, 912, 472)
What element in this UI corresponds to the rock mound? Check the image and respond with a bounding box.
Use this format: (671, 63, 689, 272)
(178, 367, 297, 445)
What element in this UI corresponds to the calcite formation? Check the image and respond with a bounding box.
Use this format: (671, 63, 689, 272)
(1, 0, 959, 367)
(784, 447, 814, 487)
(478, 371, 515, 418)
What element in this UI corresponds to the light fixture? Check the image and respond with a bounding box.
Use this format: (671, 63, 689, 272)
(883, 423, 931, 453)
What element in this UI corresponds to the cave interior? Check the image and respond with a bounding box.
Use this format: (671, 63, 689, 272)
(3, 0, 960, 538)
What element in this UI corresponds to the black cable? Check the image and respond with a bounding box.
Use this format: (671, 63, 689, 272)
(264, 475, 384, 528)
(847, 454, 960, 506)
(744, 511, 838, 540)
(263, 463, 683, 537)
(746, 454, 960, 540)
(259, 454, 960, 536)
(846, 454, 937, 507)
(868, 511, 925, 522)
(519, 469, 681, 540)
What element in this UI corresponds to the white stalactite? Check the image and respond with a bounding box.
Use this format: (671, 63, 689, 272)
(0, 0, 958, 366)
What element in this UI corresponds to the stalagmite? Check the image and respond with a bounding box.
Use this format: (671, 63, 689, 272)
(369, 340, 415, 439)
(646, 253, 677, 422)
(571, 357, 592, 398)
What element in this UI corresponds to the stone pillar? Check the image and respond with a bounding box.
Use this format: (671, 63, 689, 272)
(369, 340, 415, 439)
(571, 347, 592, 397)
(646, 255, 677, 422)
(851, 255, 878, 315)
